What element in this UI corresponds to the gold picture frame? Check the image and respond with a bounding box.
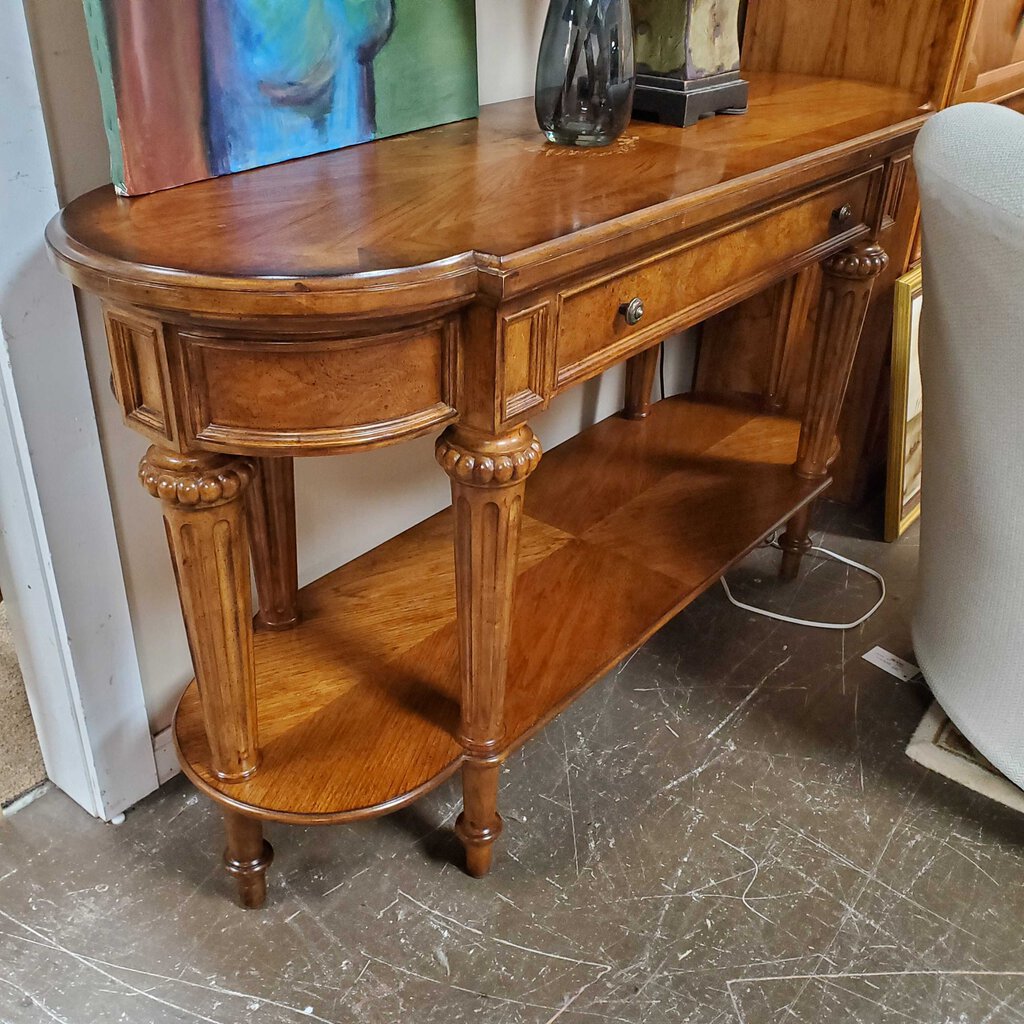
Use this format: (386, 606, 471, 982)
(885, 265, 923, 542)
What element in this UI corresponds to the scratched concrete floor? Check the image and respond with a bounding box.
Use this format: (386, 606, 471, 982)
(2, 501, 1024, 1024)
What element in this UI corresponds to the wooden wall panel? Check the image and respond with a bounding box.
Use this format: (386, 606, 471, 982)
(744, 0, 974, 105)
(966, 0, 1024, 78)
(956, 0, 1024, 101)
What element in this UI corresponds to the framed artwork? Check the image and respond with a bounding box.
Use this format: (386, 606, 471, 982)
(82, 0, 479, 196)
(885, 266, 923, 542)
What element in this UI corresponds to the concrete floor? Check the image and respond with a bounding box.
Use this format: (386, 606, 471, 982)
(2, 502, 1023, 1024)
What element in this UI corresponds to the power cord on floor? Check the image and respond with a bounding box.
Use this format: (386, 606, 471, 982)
(720, 534, 886, 630)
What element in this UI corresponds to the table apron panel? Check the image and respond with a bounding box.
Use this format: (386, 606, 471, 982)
(552, 166, 884, 391)
(171, 320, 459, 455)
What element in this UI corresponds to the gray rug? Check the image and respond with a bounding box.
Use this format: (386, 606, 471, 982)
(0, 602, 45, 807)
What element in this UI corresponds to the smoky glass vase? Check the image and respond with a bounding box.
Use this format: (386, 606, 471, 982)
(535, 0, 636, 148)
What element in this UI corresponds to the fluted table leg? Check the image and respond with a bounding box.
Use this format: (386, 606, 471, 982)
(623, 346, 660, 420)
(247, 457, 300, 631)
(764, 267, 816, 414)
(779, 241, 889, 580)
(140, 447, 271, 907)
(436, 424, 543, 877)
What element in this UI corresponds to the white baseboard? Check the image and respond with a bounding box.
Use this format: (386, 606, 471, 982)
(152, 726, 181, 786)
(2, 782, 51, 818)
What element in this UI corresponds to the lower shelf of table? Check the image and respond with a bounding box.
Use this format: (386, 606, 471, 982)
(174, 395, 827, 824)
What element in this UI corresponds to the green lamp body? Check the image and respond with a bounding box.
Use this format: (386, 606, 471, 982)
(630, 0, 748, 127)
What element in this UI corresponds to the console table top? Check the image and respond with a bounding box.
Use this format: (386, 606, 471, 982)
(47, 73, 925, 315)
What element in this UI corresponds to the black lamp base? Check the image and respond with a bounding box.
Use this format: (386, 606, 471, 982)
(632, 70, 749, 129)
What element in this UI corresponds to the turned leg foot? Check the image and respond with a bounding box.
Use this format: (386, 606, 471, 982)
(779, 506, 812, 581)
(456, 761, 503, 878)
(223, 811, 273, 909)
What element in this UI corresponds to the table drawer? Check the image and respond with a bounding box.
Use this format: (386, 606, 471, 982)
(554, 168, 882, 388)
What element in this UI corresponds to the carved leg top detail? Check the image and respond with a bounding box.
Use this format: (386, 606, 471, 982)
(140, 447, 255, 509)
(436, 425, 543, 487)
(822, 241, 889, 281)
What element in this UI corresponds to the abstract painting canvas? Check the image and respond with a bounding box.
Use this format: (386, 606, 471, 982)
(83, 0, 479, 195)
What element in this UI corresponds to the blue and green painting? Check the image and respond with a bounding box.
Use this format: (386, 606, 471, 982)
(83, 0, 479, 195)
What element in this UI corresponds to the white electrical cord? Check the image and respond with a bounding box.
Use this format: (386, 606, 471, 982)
(720, 537, 885, 631)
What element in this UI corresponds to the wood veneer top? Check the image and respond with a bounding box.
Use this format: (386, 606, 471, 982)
(49, 73, 927, 306)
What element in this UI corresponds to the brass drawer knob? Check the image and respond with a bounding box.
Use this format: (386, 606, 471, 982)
(833, 203, 855, 226)
(620, 297, 646, 326)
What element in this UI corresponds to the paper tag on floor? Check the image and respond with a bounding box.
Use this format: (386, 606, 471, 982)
(862, 646, 921, 682)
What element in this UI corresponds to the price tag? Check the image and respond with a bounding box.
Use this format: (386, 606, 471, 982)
(862, 646, 921, 682)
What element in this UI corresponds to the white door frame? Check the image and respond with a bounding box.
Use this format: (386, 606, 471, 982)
(0, 4, 157, 820)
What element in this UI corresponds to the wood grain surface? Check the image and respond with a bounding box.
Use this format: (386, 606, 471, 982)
(174, 396, 826, 824)
(47, 75, 925, 318)
(53, 67, 917, 903)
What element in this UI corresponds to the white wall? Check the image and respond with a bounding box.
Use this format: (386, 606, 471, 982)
(0, 3, 156, 817)
(23, 0, 695, 733)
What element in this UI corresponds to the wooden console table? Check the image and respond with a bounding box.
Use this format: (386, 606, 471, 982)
(48, 73, 925, 908)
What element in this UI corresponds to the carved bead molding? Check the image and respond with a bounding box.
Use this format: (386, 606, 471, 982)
(436, 426, 543, 487)
(823, 242, 890, 280)
(139, 447, 255, 509)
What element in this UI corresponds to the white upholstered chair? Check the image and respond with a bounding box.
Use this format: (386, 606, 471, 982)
(913, 102, 1024, 789)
